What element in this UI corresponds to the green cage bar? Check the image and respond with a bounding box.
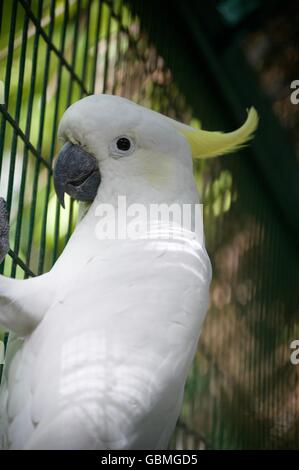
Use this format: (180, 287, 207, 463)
(0, 0, 298, 450)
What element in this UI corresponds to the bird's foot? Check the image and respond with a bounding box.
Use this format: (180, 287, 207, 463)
(0, 198, 9, 264)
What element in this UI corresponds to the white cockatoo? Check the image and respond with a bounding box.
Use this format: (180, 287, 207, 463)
(0, 95, 258, 449)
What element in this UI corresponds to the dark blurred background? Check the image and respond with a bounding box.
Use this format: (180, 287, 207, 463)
(0, 0, 298, 449)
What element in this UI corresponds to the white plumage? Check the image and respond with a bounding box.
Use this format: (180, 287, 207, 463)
(0, 95, 213, 449)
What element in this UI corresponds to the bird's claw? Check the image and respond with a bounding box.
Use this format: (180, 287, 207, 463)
(0, 198, 9, 264)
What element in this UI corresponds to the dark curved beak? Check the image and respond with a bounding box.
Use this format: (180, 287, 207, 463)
(53, 142, 101, 208)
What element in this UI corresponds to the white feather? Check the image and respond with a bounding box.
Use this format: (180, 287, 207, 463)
(0, 95, 212, 449)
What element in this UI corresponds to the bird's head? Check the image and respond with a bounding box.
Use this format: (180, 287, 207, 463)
(54, 94, 258, 208)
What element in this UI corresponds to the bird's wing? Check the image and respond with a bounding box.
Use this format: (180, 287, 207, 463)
(0, 272, 56, 449)
(3, 233, 211, 449)
(0, 333, 36, 449)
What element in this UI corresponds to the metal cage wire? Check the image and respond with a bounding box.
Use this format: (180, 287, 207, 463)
(0, 0, 299, 450)
(0, 0, 204, 449)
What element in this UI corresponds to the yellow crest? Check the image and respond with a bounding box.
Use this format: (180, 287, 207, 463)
(178, 107, 258, 159)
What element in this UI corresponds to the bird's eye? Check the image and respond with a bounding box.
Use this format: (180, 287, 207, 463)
(116, 137, 131, 151)
(109, 135, 135, 157)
